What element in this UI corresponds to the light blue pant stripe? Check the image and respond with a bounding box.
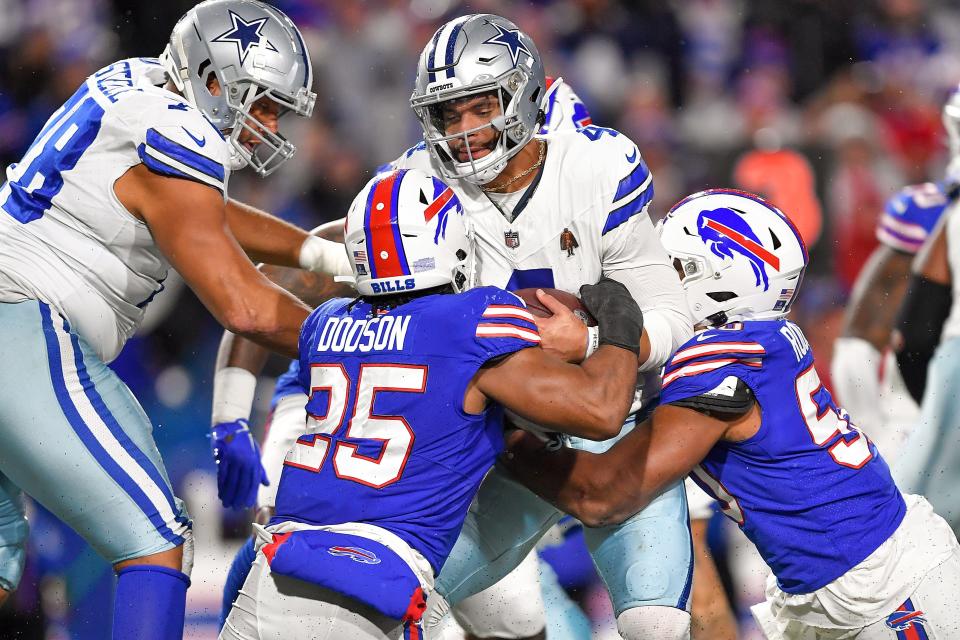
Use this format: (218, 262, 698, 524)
(38, 303, 184, 547)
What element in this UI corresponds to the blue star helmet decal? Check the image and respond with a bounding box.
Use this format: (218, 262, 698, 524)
(482, 22, 531, 68)
(212, 10, 278, 65)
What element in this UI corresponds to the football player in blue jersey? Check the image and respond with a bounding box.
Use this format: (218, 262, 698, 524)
(219, 168, 646, 640)
(216, 14, 697, 640)
(504, 189, 960, 639)
(0, 2, 353, 638)
(831, 90, 960, 463)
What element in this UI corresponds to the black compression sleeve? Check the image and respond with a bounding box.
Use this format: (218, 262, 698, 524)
(895, 274, 952, 403)
(668, 376, 755, 418)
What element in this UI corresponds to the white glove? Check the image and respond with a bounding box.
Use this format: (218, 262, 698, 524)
(298, 235, 352, 277)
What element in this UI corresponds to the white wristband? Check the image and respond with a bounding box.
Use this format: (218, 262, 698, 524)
(211, 366, 258, 426)
(298, 235, 352, 276)
(584, 325, 601, 359)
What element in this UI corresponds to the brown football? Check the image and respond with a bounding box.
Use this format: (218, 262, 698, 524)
(513, 288, 597, 326)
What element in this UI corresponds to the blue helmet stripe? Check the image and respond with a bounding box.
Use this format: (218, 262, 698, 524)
(444, 21, 465, 78)
(389, 169, 411, 275)
(427, 27, 443, 83)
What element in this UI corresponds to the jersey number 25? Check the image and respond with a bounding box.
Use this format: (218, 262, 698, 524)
(284, 363, 426, 488)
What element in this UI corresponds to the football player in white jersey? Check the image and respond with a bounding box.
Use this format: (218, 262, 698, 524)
(0, 2, 351, 638)
(401, 16, 693, 640)
(831, 91, 960, 463)
(211, 13, 693, 640)
(892, 189, 960, 535)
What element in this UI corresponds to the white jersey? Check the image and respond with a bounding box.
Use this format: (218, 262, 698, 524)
(0, 58, 230, 362)
(940, 202, 960, 341)
(389, 126, 692, 405)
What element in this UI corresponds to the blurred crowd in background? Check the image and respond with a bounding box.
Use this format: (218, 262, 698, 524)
(2, 0, 959, 637)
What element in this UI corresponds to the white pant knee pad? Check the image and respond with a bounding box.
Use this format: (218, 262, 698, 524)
(617, 605, 691, 640)
(180, 527, 195, 577)
(0, 514, 28, 592)
(452, 550, 545, 639)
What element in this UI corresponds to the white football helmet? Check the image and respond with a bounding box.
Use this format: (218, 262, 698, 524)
(160, 0, 316, 176)
(410, 14, 547, 185)
(343, 169, 473, 297)
(658, 189, 808, 327)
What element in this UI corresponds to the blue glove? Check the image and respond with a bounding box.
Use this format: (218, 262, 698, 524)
(210, 419, 269, 510)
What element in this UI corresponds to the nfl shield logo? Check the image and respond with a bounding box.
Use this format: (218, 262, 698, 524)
(504, 230, 520, 249)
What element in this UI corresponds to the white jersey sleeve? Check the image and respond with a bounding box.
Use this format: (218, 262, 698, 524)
(121, 91, 230, 196)
(0, 58, 231, 362)
(587, 127, 693, 370)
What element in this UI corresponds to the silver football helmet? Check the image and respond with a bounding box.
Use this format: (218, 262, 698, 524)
(159, 0, 316, 176)
(410, 14, 546, 185)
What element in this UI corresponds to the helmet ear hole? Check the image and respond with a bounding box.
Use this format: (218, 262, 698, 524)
(769, 229, 781, 249)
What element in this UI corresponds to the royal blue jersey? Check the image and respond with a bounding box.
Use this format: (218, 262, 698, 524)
(272, 286, 541, 573)
(271, 359, 303, 410)
(660, 320, 906, 594)
(876, 182, 949, 254)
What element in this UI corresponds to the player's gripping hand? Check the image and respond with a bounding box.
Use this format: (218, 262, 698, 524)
(580, 277, 643, 355)
(210, 419, 269, 509)
(533, 289, 590, 362)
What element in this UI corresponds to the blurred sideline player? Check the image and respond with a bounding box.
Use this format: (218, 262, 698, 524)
(0, 1, 354, 638)
(831, 92, 960, 462)
(212, 70, 598, 640)
(216, 13, 694, 640)
(219, 168, 646, 639)
(892, 138, 960, 532)
(504, 189, 960, 640)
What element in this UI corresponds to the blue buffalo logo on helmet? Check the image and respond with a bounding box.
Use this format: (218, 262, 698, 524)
(426, 176, 463, 244)
(697, 207, 781, 291)
(328, 545, 382, 565)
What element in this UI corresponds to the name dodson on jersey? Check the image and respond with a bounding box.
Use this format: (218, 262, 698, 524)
(314, 314, 411, 353)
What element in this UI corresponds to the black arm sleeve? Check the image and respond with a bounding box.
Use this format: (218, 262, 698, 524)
(668, 375, 755, 418)
(895, 274, 952, 403)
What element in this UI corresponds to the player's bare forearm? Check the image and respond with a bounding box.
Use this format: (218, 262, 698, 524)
(216, 330, 271, 373)
(501, 430, 603, 519)
(477, 344, 637, 439)
(260, 262, 352, 309)
(117, 166, 310, 357)
(505, 405, 725, 527)
(915, 217, 951, 284)
(225, 198, 311, 267)
(842, 246, 913, 350)
(214, 222, 353, 376)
